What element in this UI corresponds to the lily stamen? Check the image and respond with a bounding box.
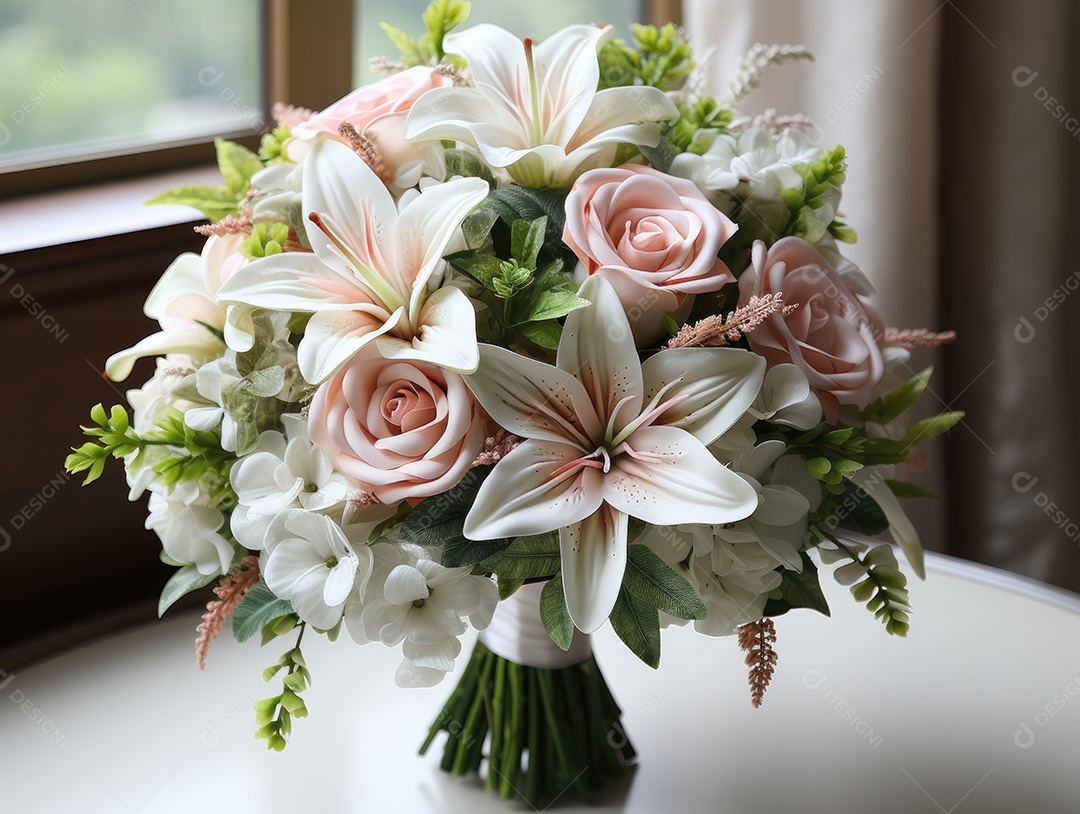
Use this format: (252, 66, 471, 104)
(308, 211, 406, 312)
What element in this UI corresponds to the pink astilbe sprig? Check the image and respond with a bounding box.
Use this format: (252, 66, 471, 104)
(195, 211, 253, 239)
(471, 428, 522, 467)
(272, 100, 316, 129)
(195, 214, 309, 254)
(665, 294, 797, 349)
(338, 122, 391, 184)
(884, 328, 958, 349)
(195, 555, 261, 670)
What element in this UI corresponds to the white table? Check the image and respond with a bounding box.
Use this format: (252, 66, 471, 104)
(2, 552, 1079, 813)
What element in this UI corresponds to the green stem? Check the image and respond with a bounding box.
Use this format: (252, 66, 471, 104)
(421, 643, 635, 805)
(486, 656, 507, 791)
(525, 668, 542, 807)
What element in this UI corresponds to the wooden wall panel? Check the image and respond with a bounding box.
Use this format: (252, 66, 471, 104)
(0, 224, 206, 667)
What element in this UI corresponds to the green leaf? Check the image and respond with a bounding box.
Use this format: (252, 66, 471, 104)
(444, 148, 494, 188)
(446, 249, 505, 289)
(422, 0, 471, 60)
(398, 466, 512, 566)
(158, 564, 219, 617)
(828, 480, 889, 536)
(517, 319, 562, 350)
(379, 22, 416, 56)
(521, 289, 590, 324)
(762, 554, 831, 618)
(539, 575, 574, 651)
(460, 207, 499, 249)
(479, 532, 561, 579)
(885, 479, 938, 499)
(638, 138, 677, 173)
(484, 187, 568, 250)
(901, 411, 965, 447)
(144, 185, 238, 222)
(623, 544, 706, 620)
(609, 586, 661, 668)
(233, 581, 295, 643)
(510, 216, 547, 270)
(216, 138, 263, 195)
(246, 366, 286, 398)
(862, 367, 933, 425)
(497, 576, 525, 601)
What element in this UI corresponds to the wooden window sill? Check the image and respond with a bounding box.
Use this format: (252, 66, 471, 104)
(0, 166, 222, 255)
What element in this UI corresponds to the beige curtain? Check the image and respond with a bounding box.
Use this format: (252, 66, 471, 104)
(684, 0, 1080, 590)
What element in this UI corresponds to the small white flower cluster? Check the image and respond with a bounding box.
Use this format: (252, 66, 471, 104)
(644, 364, 825, 635)
(261, 513, 496, 686)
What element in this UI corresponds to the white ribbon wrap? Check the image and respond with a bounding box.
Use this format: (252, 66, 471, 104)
(479, 581, 591, 669)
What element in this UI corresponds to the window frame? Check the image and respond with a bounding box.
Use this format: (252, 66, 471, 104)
(0, 0, 355, 200)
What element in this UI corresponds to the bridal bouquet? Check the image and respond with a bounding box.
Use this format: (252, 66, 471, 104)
(67, 1, 960, 805)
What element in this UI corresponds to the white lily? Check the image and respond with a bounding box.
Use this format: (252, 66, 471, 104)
(463, 275, 765, 633)
(404, 23, 678, 188)
(106, 236, 239, 381)
(216, 140, 489, 383)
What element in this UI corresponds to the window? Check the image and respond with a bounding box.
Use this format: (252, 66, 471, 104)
(0, 0, 355, 198)
(0, 1, 263, 169)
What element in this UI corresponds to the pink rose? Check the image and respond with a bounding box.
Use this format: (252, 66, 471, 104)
(288, 67, 450, 181)
(738, 237, 884, 421)
(309, 347, 486, 505)
(563, 164, 738, 345)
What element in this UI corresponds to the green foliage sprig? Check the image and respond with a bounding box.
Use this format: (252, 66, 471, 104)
(781, 145, 854, 243)
(598, 23, 694, 92)
(380, 0, 471, 67)
(818, 534, 912, 636)
(255, 623, 311, 751)
(65, 403, 236, 496)
(447, 209, 587, 352)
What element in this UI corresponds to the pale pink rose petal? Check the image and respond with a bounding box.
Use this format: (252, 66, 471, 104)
(309, 345, 487, 504)
(563, 163, 738, 346)
(738, 237, 884, 420)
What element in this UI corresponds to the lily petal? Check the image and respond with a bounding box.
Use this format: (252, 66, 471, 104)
(393, 176, 489, 324)
(570, 87, 677, 149)
(374, 285, 479, 374)
(303, 140, 401, 308)
(298, 306, 404, 384)
(640, 348, 766, 444)
(217, 252, 375, 313)
(607, 426, 758, 526)
(105, 325, 223, 382)
(464, 440, 604, 540)
(533, 24, 609, 145)
(559, 275, 643, 432)
(560, 504, 627, 633)
(443, 24, 530, 118)
(466, 344, 603, 447)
